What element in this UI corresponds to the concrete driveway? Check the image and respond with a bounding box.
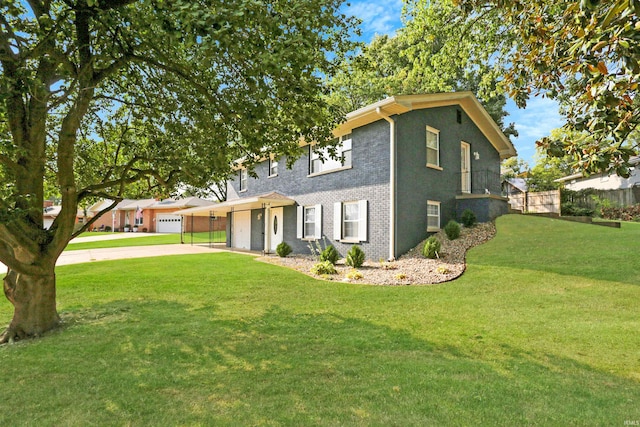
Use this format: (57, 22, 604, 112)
(1, 234, 247, 273)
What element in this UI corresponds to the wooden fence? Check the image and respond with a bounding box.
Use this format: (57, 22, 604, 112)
(509, 190, 561, 214)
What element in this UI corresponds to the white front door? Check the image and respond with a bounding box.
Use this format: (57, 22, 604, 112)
(268, 207, 284, 252)
(461, 142, 471, 194)
(232, 211, 252, 250)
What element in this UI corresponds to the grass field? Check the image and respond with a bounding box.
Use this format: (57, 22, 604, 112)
(1, 215, 639, 425)
(67, 231, 226, 250)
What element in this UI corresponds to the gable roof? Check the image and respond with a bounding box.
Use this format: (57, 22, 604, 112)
(334, 92, 517, 160)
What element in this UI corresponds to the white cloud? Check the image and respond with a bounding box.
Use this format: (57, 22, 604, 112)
(346, 0, 403, 38)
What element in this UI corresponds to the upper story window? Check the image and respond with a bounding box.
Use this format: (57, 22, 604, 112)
(239, 169, 248, 192)
(309, 134, 352, 175)
(269, 157, 278, 177)
(426, 126, 440, 169)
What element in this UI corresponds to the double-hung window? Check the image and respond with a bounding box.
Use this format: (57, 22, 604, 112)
(296, 204, 322, 239)
(426, 126, 440, 168)
(333, 200, 367, 242)
(427, 201, 441, 232)
(269, 157, 278, 177)
(239, 169, 248, 192)
(309, 134, 352, 175)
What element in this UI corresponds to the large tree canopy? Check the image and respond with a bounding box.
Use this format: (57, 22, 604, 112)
(0, 0, 356, 342)
(327, 0, 517, 136)
(455, 0, 640, 176)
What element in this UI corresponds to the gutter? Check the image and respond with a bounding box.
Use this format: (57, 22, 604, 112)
(376, 107, 396, 261)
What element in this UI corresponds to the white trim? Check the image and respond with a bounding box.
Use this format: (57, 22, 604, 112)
(461, 141, 471, 194)
(296, 206, 303, 239)
(333, 202, 342, 241)
(314, 204, 322, 238)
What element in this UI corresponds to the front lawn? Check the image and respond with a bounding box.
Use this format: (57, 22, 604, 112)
(66, 231, 226, 250)
(1, 215, 638, 425)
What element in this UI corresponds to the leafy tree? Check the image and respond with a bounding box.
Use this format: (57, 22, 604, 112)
(527, 128, 576, 191)
(501, 157, 529, 180)
(0, 0, 356, 342)
(455, 0, 640, 176)
(327, 0, 517, 136)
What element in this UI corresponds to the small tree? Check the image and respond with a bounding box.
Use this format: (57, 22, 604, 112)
(422, 236, 441, 259)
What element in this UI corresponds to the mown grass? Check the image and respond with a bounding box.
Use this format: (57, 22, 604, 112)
(1, 215, 639, 426)
(67, 231, 226, 250)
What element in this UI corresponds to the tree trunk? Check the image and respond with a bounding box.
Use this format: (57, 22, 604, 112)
(1, 267, 60, 343)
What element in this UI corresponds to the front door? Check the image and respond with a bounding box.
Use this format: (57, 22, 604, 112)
(461, 142, 471, 194)
(269, 207, 283, 252)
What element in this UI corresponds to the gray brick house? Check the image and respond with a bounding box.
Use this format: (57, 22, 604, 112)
(178, 92, 516, 261)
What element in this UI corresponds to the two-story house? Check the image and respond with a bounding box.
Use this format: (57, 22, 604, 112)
(177, 92, 516, 261)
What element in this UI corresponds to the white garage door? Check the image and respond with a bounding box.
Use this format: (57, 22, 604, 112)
(232, 211, 252, 250)
(157, 214, 182, 233)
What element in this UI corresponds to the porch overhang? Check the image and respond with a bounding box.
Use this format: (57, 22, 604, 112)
(173, 192, 296, 217)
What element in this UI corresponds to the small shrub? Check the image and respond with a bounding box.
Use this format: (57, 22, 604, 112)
(142, 227, 148, 232)
(320, 245, 340, 265)
(345, 245, 365, 268)
(346, 269, 364, 280)
(461, 209, 477, 227)
(104, 226, 112, 232)
(444, 220, 461, 240)
(310, 261, 337, 275)
(395, 273, 407, 280)
(436, 266, 450, 274)
(422, 236, 441, 259)
(276, 241, 292, 257)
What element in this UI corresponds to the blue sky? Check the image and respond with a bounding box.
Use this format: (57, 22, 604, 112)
(343, 0, 565, 167)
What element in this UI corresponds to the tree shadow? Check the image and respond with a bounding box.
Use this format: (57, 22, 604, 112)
(1, 300, 638, 426)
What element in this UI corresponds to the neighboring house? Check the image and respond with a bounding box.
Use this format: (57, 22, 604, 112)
(176, 92, 516, 260)
(89, 197, 222, 233)
(42, 204, 84, 229)
(555, 156, 640, 191)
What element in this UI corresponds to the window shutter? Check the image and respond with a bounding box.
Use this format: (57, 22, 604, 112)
(315, 204, 322, 238)
(358, 200, 368, 242)
(333, 202, 342, 241)
(296, 206, 303, 239)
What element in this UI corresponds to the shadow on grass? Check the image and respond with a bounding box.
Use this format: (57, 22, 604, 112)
(1, 299, 638, 426)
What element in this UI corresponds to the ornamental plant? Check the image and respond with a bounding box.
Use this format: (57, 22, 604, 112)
(310, 261, 337, 275)
(345, 245, 365, 268)
(422, 236, 441, 259)
(320, 245, 340, 265)
(461, 209, 477, 228)
(276, 242, 292, 257)
(444, 220, 461, 240)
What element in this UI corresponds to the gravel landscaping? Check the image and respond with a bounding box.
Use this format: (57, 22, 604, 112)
(258, 221, 496, 285)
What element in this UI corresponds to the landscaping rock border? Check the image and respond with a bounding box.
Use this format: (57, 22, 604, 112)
(258, 222, 496, 285)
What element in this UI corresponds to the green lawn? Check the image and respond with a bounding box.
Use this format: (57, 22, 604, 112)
(1, 215, 639, 425)
(67, 231, 226, 250)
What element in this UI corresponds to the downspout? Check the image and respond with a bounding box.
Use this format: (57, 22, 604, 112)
(376, 107, 396, 261)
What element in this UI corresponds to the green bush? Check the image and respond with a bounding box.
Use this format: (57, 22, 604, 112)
(461, 209, 477, 227)
(276, 241, 292, 257)
(310, 261, 337, 275)
(320, 245, 340, 265)
(345, 245, 365, 268)
(422, 236, 441, 259)
(444, 220, 461, 240)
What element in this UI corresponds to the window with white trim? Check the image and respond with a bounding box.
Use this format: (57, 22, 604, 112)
(309, 134, 352, 175)
(296, 204, 322, 239)
(269, 157, 278, 177)
(427, 201, 441, 231)
(426, 126, 440, 168)
(333, 200, 367, 242)
(239, 169, 248, 191)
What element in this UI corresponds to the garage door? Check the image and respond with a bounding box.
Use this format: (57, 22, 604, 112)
(232, 211, 251, 250)
(157, 214, 182, 233)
